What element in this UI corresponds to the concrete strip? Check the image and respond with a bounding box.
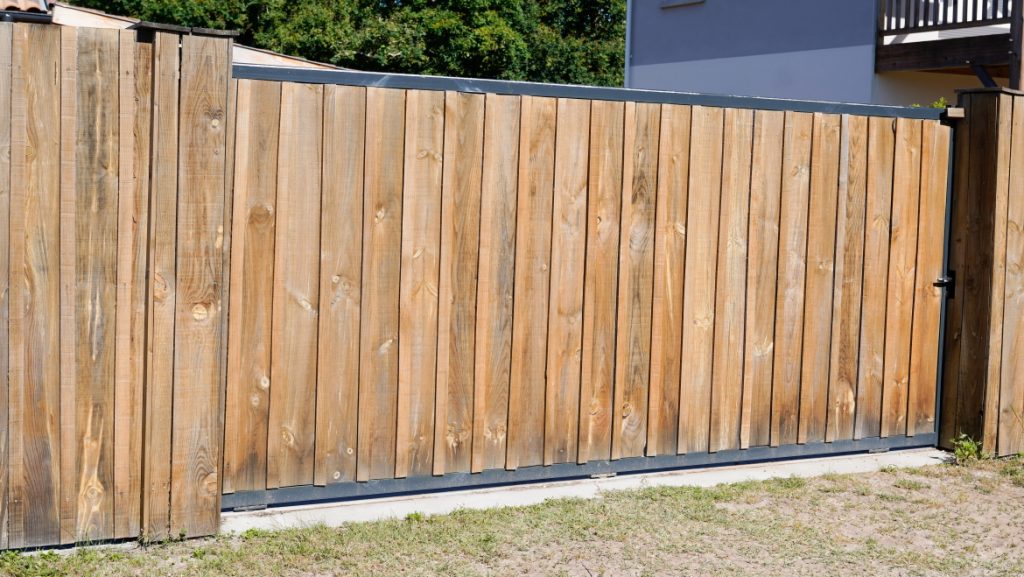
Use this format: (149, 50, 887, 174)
(221, 448, 949, 534)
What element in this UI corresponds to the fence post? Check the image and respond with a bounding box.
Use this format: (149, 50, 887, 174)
(941, 88, 1024, 456)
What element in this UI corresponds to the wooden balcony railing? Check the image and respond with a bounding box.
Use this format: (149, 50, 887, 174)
(880, 0, 1014, 34)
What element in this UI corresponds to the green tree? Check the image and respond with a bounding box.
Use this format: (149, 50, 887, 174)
(70, 0, 626, 86)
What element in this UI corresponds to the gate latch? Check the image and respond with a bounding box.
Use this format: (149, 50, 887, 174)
(934, 271, 956, 300)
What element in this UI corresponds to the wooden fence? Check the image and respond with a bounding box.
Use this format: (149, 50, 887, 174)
(941, 89, 1024, 457)
(0, 23, 232, 548)
(221, 78, 952, 494)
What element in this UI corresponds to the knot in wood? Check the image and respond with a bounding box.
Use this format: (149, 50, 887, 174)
(192, 303, 209, 321)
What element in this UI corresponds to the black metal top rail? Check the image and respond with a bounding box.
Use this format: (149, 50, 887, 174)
(880, 0, 1015, 34)
(233, 65, 945, 120)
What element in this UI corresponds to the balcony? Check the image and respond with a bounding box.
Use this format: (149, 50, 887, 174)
(876, 0, 1024, 87)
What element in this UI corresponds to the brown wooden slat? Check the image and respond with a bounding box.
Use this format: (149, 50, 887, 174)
(57, 25, 77, 546)
(170, 34, 231, 538)
(826, 115, 868, 443)
(647, 103, 690, 456)
(395, 89, 444, 479)
(612, 102, 660, 459)
(357, 87, 406, 481)
(223, 79, 282, 493)
(855, 116, 897, 440)
(544, 97, 590, 465)
(881, 118, 923, 438)
(267, 82, 323, 489)
(314, 84, 364, 485)
(9, 22, 62, 548)
(740, 110, 784, 449)
(1000, 96, 1024, 455)
(142, 32, 179, 540)
(798, 113, 841, 445)
(678, 105, 724, 455)
(908, 121, 950, 438)
(770, 111, 812, 448)
(433, 91, 484, 475)
(0, 21, 11, 550)
(506, 96, 555, 470)
(472, 94, 520, 473)
(578, 100, 624, 464)
(709, 108, 753, 453)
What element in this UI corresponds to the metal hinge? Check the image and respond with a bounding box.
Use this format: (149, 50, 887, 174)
(868, 447, 890, 454)
(233, 504, 268, 512)
(934, 270, 956, 300)
(590, 472, 617, 479)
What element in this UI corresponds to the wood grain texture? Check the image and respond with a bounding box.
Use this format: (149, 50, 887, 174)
(612, 102, 660, 459)
(142, 32, 179, 540)
(170, 35, 230, 538)
(982, 96, 1012, 452)
(113, 30, 142, 540)
(855, 116, 896, 440)
(506, 96, 555, 470)
(57, 25, 77, 546)
(314, 84, 364, 485)
(1000, 97, 1024, 455)
(0, 21, 11, 550)
(267, 82, 323, 489)
(647, 104, 690, 457)
(544, 98, 590, 465)
(907, 121, 950, 438)
(677, 105, 724, 455)
(770, 111, 812, 448)
(578, 100, 624, 464)
(395, 89, 444, 479)
(357, 87, 406, 481)
(433, 91, 484, 475)
(826, 115, 868, 443)
(224, 80, 281, 492)
(709, 107, 753, 453)
(9, 22, 63, 548)
(881, 118, 923, 438)
(798, 113, 841, 445)
(740, 110, 784, 449)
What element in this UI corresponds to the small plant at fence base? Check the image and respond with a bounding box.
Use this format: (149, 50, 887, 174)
(950, 433, 983, 465)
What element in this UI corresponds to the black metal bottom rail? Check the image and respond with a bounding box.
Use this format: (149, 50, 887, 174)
(222, 433, 939, 511)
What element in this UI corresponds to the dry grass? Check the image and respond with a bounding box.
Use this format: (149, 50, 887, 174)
(3, 455, 1023, 577)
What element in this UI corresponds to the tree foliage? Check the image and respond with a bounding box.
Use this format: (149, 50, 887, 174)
(71, 0, 626, 86)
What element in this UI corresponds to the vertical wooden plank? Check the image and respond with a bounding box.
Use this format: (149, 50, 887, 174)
(544, 98, 590, 465)
(0, 21, 11, 550)
(113, 30, 141, 540)
(142, 32, 179, 540)
(357, 87, 406, 482)
(797, 113, 841, 445)
(471, 94, 520, 473)
(314, 84, 363, 485)
(826, 115, 868, 443)
(740, 110, 784, 449)
(578, 100, 624, 464)
(395, 89, 444, 479)
(1000, 98, 1024, 455)
(982, 96, 1013, 452)
(770, 111, 812, 448)
(646, 104, 690, 457)
(57, 25, 77, 546)
(881, 118, 923, 438)
(267, 82, 323, 489)
(677, 105, 724, 455)
(170, 34, 230, 538)
(223, 80, 281, 493)
(506, 96, 555, 470)
(9, 22, 62, 548)
(612, 102, 659, 459)
(219, 73, 237, 503)
(908, 121, 950, 438)
(433, 91, 484, 475)
(855, 116, 896, 440)
(709, 108, 753, 453)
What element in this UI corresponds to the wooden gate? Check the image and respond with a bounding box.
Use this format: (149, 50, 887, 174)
(220, 67, 952, 509)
